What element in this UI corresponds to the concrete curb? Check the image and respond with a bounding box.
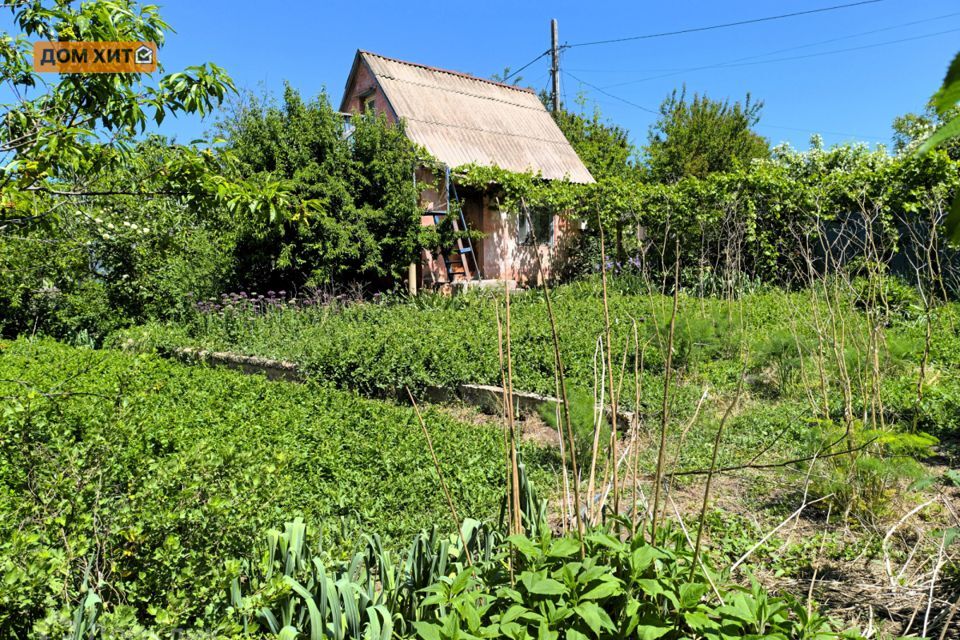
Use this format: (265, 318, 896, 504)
(126, 341, 634, 428)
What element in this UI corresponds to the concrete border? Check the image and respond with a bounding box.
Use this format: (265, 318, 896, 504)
(125, 341, 634, 428)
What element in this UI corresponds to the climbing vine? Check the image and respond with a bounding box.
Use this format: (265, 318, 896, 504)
(454, 140, 959, 285)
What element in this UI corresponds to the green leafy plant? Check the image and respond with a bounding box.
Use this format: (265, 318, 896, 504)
(915, 51, 960, 242)
(0, 339, 523, 634)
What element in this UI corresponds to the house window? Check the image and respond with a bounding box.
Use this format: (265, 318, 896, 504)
(360, 91, 376, 113)
(518, 207, 553, 245)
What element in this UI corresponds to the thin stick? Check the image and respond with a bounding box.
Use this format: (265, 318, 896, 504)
(630, 318, 643, 538)
(554, 366, 571, 534)
(504, 282, 521, 535)
(806, 503, 832, 616)
(730, 494, 832, 573)
(690, 368, 745, 581)
(668, 387, 710, 487)
(406, 387, 473, 566)
(670, 436, 879, 478)
(922, 529, 947, 640)
(494, 302, 515, 540)
(670, 495, 723, 602)
(651, 242, 680, 543)
(587, 334, 606, 524)
(598, 217, 621, 518)
(937, 591, 960, 640)
(520, 198, 584, 550)
(883, 497, 938, 587)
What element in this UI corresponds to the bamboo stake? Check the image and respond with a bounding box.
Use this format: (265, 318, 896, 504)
(629, 318, 646, 538)
(406, 388, 473, 567)
(504, 282, 521, 535)
(554, 365, 570, 534)
(598, 219, 621, 519)
(520, 198, 584, 550)
(651, 242, 680, 543)
(587, 334, 606, 524)
(494, 302, 514, 538)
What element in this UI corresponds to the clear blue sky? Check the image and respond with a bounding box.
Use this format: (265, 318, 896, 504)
(13, 0, 960, 152)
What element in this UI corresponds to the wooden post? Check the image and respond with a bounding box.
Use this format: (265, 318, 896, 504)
(550, 19, 560, 113)
(408, 262, 417, 296)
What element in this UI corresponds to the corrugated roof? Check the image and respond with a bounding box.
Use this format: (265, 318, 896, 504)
(345, 51, 594, 184)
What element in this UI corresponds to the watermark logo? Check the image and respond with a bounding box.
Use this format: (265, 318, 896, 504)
(33, 41, 157, 73)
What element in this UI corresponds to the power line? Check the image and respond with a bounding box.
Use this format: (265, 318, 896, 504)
(712, 26, 960, 68)
(567, 73, 887, 140)
(564, 72, 659, 114)
(502, 0, 884, 82)
(502, 49, 550, 82)
(565, 0, 885, 49)
(604, 21, 960, 88)
(567, 11, 959, 78)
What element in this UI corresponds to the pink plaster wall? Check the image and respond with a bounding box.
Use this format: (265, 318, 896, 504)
(477, 195, 577, 285)
(415, 169, 578, 287)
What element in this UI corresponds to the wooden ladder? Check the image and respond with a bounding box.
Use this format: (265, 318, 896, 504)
(428, 167, 481, 283)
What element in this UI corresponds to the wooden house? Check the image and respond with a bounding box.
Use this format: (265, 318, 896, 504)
(340, 50, 594, 287)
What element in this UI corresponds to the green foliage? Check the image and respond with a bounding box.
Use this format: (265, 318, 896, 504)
(21, 480, 851, 638)
(0, 1, 318, 342)
(1, 137, 238, 342)
(914, 50, 960, 243)
(799, 424, 936, 519)
(644, 88, 770, 183)
(222, 514, 857, 640)
(119, 280, 960, 424)
(410, 523, 855, 640)
(0, 339, 518, 634)
(538, 386, 608, 467)
(216, 86, 429, 289)
(464, 133, 958, 289)
(0, 0, 237, 207)
(553, 101, 639, 182)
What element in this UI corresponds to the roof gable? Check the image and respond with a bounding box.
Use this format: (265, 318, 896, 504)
(340, 50, 594, 184)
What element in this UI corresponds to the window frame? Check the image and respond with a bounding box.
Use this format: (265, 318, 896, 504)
(517, 207, 554, 247)
(358, 89, 376, 113)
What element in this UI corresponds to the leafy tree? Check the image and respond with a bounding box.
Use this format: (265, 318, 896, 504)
(0, 0, 239, 216)
(216, 85, 428, 290)
(893, 106, 960, 159)
(644, 87, 769, 183)
(0, 136, 237, 341)
(0, 0, 259, 340)
(914, 51, 960, 242)
(553, 97, 639, 182)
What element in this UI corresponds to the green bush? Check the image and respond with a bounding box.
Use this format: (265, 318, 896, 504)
(0, 339, 519, 634)
(117, 282, 829, 403)
(116, 281, 960, 419)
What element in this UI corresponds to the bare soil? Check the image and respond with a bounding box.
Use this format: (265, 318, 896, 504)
(434, 401, 960, 637)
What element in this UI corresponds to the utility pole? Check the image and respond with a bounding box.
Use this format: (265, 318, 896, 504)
(550, 18, 560, 113)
